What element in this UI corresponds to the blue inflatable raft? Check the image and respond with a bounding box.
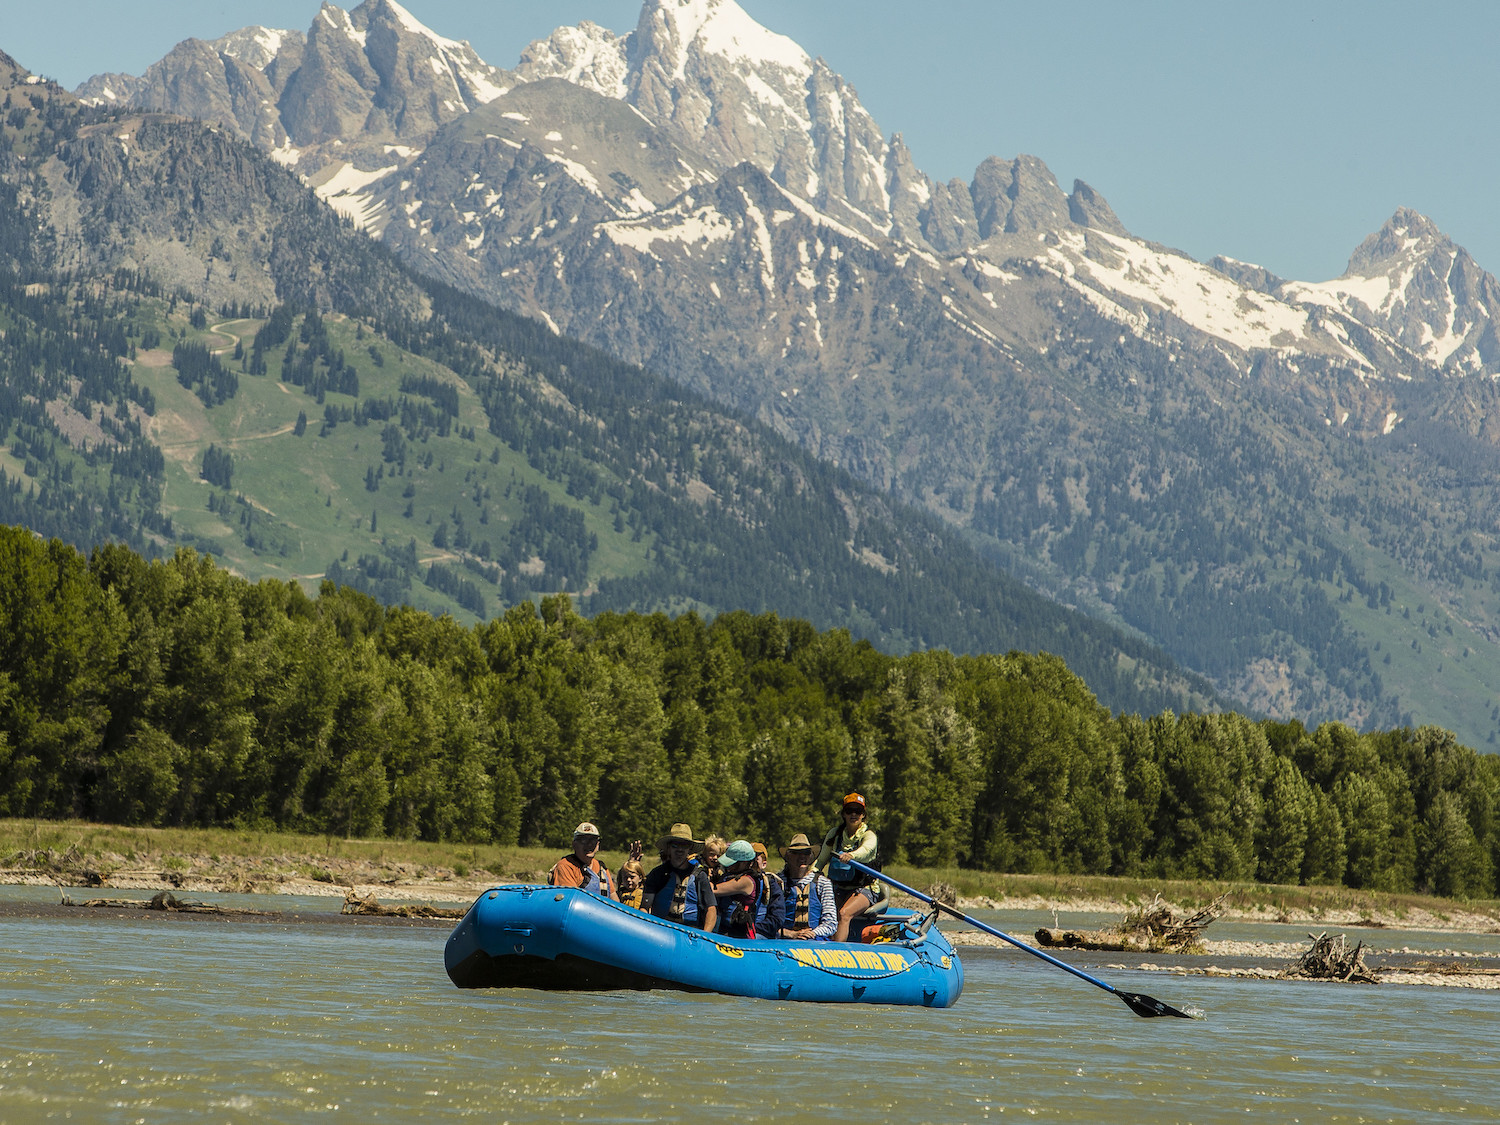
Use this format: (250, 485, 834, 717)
(445, 885, 964, 1007)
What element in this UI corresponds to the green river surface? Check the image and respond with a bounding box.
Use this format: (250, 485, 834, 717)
(3, 885, 1498, 1123)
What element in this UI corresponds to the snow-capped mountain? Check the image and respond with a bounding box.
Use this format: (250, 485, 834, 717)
(78, 0, 513, 185)
(62, 0, 1500, 739)
(1278, 208, 1500, 375)
(514, 0, 925, 246)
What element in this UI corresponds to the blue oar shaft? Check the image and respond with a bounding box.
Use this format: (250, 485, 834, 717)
(848, 860, 1122, 998)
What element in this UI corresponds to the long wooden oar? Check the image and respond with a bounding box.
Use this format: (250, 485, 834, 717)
(849, 860, 1203, 1019)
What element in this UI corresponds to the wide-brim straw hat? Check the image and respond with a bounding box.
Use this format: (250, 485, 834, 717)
(778, 832, 816, 859)
(656, 823, 703, 852)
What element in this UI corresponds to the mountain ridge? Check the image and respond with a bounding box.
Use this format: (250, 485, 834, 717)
(49, 0, 1500, 748)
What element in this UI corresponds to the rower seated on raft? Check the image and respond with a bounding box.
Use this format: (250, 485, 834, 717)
(811, 793, 881, 943)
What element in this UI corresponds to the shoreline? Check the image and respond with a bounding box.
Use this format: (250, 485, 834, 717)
(6, 864, 1499, 935)
(7, 872, 1499, 989)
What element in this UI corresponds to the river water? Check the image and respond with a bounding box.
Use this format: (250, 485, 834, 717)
(3, 886, 1498, 1123)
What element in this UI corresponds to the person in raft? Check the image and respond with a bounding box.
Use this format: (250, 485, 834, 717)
(548, 821, 619, 900)
(641, 823, 717, 932)
(616, 859, 646, 909)
(750, 842, 785, 939)
(713, 840, 761, 939)
(778, 832, 837, 940)
(811, 792, 880, 942)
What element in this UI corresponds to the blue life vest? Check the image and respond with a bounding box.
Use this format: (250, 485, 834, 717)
(648, 865, 708, 925)
(784, 872, 826, 931)
(717, 877, 759, 939)
(753, 873, 784, 937)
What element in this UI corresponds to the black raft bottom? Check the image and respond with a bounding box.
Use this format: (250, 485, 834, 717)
(449, 949, 710, 993)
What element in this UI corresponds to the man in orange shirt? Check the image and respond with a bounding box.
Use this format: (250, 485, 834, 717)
(548, 821, 619, 900)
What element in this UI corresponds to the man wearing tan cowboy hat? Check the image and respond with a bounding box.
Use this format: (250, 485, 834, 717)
(640, 823, 717, 931)
(548, 821, 619, 900)
(778, 832, 837, 940)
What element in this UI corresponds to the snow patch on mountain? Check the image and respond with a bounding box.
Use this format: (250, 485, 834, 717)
(323, 5, 366, 48)
(651, 0, 811, 81)
(1032, 230, 1317, 353)
(315, 161, 396, 226)
(384, 0, 463, 52)
(600, 206, 737, 256)
(212, 26, 292, 70)
(515, 22, 629, 98)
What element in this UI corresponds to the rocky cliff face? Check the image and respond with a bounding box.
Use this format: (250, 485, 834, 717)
(77, 0, 511, 183)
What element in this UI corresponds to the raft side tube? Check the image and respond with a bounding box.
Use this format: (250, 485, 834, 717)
(445, 886, 963, 1006)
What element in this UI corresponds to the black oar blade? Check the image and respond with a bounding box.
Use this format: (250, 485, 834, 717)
(1117, 990, 1202, 1019)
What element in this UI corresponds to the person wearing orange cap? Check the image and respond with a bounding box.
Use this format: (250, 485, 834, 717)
(547, 821, 619, 900)
(811, 793, 880, 942)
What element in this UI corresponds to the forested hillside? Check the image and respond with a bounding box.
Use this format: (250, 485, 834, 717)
(2, 530, 1497, 898)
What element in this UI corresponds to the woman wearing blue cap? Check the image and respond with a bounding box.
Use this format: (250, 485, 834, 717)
(712, 840, 761, 939)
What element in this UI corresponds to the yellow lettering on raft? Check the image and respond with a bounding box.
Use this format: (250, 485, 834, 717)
(816, 949, 858, 969)
(878, 952, 909, 971)
(853, 949, 885, 970)
(792, 948, 819, 968)
(715, 943, 744, 958)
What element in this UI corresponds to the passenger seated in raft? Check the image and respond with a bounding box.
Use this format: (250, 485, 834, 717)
(810, 793, 880, 943)
(699, 835, 728, 877)
(616, 859, 646, 909)
(778, 832, 837, 941)
(641, 823, 717, 932)
(713, 840, 761, 939)
(548, 821, 619, 900)
(750, 842, 785, 939)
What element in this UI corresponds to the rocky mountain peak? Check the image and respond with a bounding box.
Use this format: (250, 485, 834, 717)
(212, 25, 301, 71)
(971, 154, 1069, 238)
(1345, 206, 1449, 275)
(631, 0, 812, 82)
(75, 0, 511, 162)
(1067, 179, 1127, 235)
(1279, 208, 1500, 374)
(514, 21, 630, 98)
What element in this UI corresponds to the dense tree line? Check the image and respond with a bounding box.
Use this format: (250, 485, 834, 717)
(2, 527, 1496, 897)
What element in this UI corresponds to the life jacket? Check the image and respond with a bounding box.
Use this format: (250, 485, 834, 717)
(554, 853, 612, 897)
(753, 872, 784, 936)
(649, 864, 706, 926)
(823, 823, 878, 887)
(784, 870, 826, 932)
(718, 877, 759, 939)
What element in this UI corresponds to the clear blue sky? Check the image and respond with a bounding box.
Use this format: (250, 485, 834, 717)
(4, 1, 1496, 282)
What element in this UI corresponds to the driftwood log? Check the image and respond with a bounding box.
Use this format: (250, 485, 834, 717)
(1035, 893, 1224, 953)
(1282, 931, 1380, 983)
(340, 891, 465, 919)
(74, 890, 272, 916)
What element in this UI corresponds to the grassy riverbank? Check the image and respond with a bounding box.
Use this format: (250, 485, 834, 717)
(4, 819, 1498, 931)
